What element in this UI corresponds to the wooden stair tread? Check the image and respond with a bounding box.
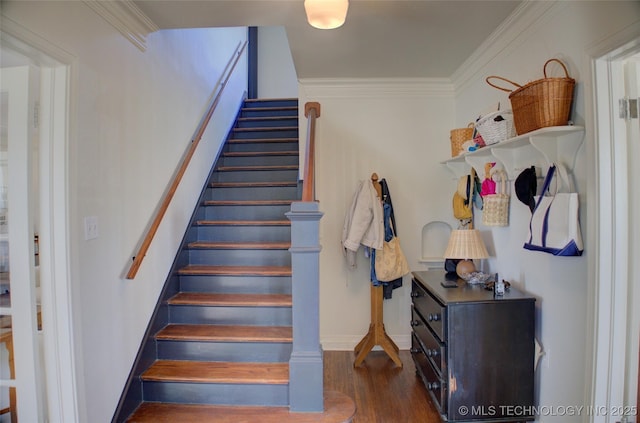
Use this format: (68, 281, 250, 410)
(203, 199, 294, 206)
(227, 138, 298, 144)
(237, 116, 297, 122)
(216, 164, 298, 171)
(156, 324, 292, 342)
(241, 105, 298, 112)
(168, 292, 292, 307)
(188, 241, 291, 249)
(232, 126, 298, 132)
(210, 181, 297, 188)
(222, 150, 299, 157)
(141, 360, 289, 384)
(178, 265, 292, 276)
(127, 390, 355, 422)
(194, 219, 290, 226)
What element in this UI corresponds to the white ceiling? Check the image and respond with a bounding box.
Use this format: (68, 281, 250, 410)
(133, 0, 522, 79)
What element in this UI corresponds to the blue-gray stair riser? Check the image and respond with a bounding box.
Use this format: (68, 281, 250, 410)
(157, 340, 292, 362)
(207, 185, 298, 201)
(225, 141, 299, 153)
(195, 225, 291, 243)
(245, 99, 298, 108)
(236, 118, 298, 128)
(169, 305, 292, 326)
(142, 381, 289, 406)
(212, 169, 298, 183)
(241, 109, 297, 118)
(203, 203, 292, 220)
(178, 275, 292, 295)
(231, 129, 298, 139)
(221, 154, 299, 167)
(187, 249, 291, 267)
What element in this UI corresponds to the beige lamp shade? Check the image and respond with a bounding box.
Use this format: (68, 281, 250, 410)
(443, 229, 489, 277)
(443, 229, 489, 260)
(304, 0, 349, 29)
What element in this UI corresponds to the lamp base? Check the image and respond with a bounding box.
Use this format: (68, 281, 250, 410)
(456, 260, 476, 278)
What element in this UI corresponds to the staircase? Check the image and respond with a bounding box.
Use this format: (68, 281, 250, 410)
(118, 99, 301, 421)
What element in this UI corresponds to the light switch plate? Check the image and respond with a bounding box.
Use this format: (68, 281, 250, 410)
(84, 216, 99, 240)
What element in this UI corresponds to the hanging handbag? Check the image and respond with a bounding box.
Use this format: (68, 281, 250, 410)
(482, 169, 509, 227)
(452, 175, 473, 220)
(523, 163, 583, 256)
(375, 219, 410, 282)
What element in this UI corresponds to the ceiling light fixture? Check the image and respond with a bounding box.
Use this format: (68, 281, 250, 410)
(304, 0, 349, 29)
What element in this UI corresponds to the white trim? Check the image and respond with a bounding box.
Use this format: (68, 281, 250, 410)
(82, 0, 159, 52)
(0, 16, 76, 65)
(450, 0, 558, 93)
(588, 26, 640, 423)
(1, 18, 80, 423)
(299, 77, 454, 98)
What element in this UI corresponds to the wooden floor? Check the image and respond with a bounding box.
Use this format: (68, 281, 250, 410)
(325, 350, 441, 423)
(127, 350, 441, 422)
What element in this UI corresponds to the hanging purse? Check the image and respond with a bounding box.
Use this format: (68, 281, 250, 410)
(375, 219, 410, 282)
(482, 169, 509, 227)
(523, 163, 583, 256)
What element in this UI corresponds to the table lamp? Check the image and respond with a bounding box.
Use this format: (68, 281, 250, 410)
(443, 229, 489, 278)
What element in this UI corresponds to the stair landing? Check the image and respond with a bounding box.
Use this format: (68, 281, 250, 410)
(126, 390, 355, 422)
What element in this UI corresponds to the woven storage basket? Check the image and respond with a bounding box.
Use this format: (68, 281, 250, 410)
(450, 123, 474, 157)
(475, 110, 516, 145)
(482, 170, 509, 227)
(486, 59, 575, 135)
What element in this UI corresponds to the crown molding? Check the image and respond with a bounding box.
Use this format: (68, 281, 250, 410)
(299, 77, 454, 99)
(83, 0, 159, 52)
(450, 0, 560, 94)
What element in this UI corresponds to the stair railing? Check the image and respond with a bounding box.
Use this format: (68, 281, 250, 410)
(126, 40, 247, 280)
(286, 101, 324, 412)
(301, 102, 320, 201)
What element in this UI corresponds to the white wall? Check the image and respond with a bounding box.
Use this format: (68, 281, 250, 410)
(299, 79, 456, 350)
(2, 2, 247, 422)
(258, 26, 298, 98)
(452, 2, 640, 421)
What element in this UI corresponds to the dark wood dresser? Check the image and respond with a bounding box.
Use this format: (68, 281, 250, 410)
(411, 270, 536, 422)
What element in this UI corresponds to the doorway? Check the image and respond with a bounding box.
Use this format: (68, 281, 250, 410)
(1, 22, 77, 423)
(591, 37, 640, 423)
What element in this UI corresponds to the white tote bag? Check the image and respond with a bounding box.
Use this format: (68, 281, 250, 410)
(523, 163, 583, 256)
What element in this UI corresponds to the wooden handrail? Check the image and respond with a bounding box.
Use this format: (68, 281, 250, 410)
(126, 40, 247, 279)
(302, 102, 320, 202)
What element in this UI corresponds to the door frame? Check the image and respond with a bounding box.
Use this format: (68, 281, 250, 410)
(1, 16, 79, 423)
(587, 25, 640, 423)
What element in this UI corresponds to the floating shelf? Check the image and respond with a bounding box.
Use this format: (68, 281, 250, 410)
(441, 126, 585, 179)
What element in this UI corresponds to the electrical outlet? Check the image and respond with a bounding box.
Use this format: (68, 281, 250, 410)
(84, 216, 99, 240)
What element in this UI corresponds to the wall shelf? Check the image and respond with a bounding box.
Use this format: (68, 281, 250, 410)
(441, 126, 585, 179)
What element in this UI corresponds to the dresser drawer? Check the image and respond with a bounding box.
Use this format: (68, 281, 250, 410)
(411, 279, 446, 341)
(411, 307, 446, 375)
(411, 334, 447, 415)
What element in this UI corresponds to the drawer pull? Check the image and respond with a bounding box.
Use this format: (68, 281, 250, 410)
(428, 313, 441, 322)
(427, 381, 440, 391)
(410, 348, 421, 354)
(426, 349, 439, 357)
(410, 320, 421, 327)
(410, 291, 421, 298)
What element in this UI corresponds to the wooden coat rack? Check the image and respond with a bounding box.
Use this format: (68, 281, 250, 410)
(353, 173, 403, 368)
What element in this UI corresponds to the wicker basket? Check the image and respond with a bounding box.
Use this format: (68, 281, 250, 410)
(482, 170, 509, 227)
(450, 123, 474, 157)
(486, 59, 575, 135)
(475, 110, 516, 145)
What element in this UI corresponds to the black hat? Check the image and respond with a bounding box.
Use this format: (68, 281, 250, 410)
(515, 166, 537, 213)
